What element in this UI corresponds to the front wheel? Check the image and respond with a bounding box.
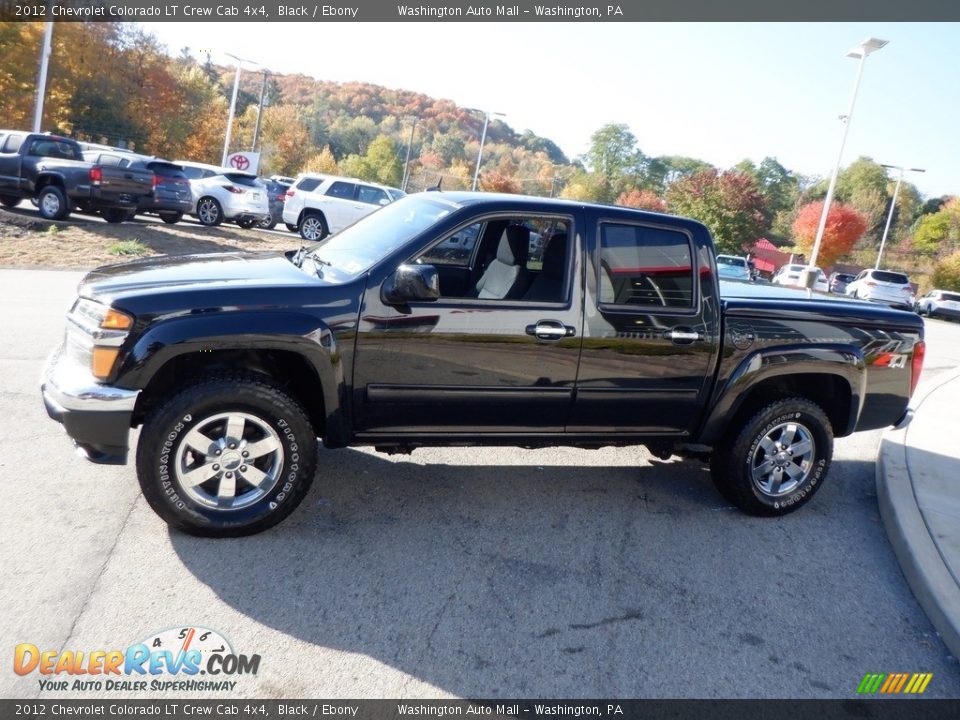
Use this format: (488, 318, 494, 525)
(196, 197, 223, 226)
(298, 213, 328, 241)
(710, 398, 833, 516)
(135, 374, 318, 537)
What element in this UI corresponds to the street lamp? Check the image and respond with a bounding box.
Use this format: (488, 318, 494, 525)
(876, 164, 925, 269)
(470, 109, 505, 191)
(221, 53, 258, 167)
(803, 37, 888, 290)
(32, 20, 54, 132)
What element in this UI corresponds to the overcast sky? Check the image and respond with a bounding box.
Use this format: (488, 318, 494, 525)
(141, 21, 960, 198)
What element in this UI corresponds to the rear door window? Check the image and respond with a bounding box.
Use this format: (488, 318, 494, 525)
(599, 223, 694, 308)
(296, 177, 322, 192)
(326, 181, 356, 199)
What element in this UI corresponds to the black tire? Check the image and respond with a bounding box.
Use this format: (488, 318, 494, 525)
(298, 213, 328, 242)
(159, 212, 183, 225)
(135, 373, 318, 537)
(235, 217, 257, 229)
(258, 219, 278, 230)
(0, 194, 19, 208)
(102, 208, 130, 223)
(36, 185, 70, 221)
(196, 196, 223, 226)
(710, 397, 833, 516)
(284, 222, 298, 233)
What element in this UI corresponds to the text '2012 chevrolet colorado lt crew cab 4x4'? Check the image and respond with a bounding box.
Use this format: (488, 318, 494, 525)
(41, 193, 925, 536)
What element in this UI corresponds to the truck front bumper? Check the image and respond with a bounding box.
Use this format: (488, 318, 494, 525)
(41, 346, 140, 465)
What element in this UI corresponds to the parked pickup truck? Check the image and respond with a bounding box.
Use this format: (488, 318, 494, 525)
(41, 193, 925, 536)
(0, 130, 153, 222)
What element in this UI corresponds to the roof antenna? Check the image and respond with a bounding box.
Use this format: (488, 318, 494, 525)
(427, 177, 442, 192)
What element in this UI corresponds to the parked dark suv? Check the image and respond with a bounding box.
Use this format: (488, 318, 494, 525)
(828, 272, 856, 294)
(258, 177, 292, 230)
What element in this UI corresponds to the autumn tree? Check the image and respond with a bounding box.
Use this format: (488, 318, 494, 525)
(791, 201, 868, 268)
(480, 171, 521, 194)
(666, 170, 767, 255)
(302, 146, 339, 175)
(931, 250, 960, 292)
(913, 198, 960, 256)
(616, 189, 666, 212)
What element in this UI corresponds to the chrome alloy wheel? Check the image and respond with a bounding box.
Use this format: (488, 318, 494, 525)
(197, 198, 220, 224)
(174, 412, 283, 510)
(300, 216, 325, 241)
(750, 421, 816, 497)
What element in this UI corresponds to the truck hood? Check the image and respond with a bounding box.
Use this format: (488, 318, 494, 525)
(79, 251, 326, 301)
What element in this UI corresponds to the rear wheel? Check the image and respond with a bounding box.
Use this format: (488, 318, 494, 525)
(284, 222, 298, 233)
(196, 197, 223, 226)
(0, 194, 19, 208)
(159, 212, 183, 225)
(36, 185, 70, 221)
(298, 213, 328, 241)
(710, 398, 833, 516)
(235, 217, 257, 229)
(135, 374, 318, 537)
(258, 219, 278, 230)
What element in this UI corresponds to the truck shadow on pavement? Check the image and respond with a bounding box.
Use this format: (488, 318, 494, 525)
(168, 447, 945, 697)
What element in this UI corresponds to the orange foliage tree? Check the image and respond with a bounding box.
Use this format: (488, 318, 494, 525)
(791, 200, 868, 268)
(616, 189, 666, 212)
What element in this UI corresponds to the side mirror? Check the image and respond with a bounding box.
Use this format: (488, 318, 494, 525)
(379, 198, 390, 206)
(381, 264, 440, 304)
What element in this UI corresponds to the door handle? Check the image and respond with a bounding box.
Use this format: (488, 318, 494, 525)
(526, 320, 575, 341)
(666, 328, 702, 344)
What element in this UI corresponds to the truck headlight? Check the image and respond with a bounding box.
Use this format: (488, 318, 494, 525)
(67, 299, 134, 380)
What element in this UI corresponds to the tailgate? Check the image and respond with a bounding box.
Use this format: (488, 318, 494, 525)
(98, 166, 153, 198)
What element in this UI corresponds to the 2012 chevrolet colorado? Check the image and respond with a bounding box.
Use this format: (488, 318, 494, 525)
(41, 192, 925, 536)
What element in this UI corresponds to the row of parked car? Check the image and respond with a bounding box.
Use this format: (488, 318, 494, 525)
(81, 143, 410, 239)
(0, 130, 409, 237)
(719, 254, 959, 321)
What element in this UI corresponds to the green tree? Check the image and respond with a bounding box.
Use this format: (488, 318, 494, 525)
(931, 250, 960, 291)
(666, 169, 767, 255)
(364, 134, 403, 187)
(581, 123, 646, 201)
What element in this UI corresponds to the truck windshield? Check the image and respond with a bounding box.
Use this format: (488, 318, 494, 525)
(306, 195, 460, 278)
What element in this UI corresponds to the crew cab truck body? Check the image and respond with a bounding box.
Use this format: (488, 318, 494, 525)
(0, 130, 152, 222)
(41, 193, 925, 536)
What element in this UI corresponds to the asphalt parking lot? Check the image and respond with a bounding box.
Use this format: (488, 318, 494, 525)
(1, 267, 959, 699)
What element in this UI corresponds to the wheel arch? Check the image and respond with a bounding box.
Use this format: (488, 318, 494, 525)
(125, 314, 350, 447)
(697, 345, 865, 444)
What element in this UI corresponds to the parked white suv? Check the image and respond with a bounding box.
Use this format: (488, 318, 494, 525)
(283, 174, 405, 240)
(916, 289, 960, 321)
(845, 269, 913, 310)
(174, 160, 270, 228)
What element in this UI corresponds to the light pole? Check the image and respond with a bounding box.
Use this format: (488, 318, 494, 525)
(32, 19, 54, 132)
(470, 109, 505, 191)
(251, 70, 270, 153)
(221, 53, 258, 167)
(401, 116, 417, 192)
(803, 37, 888, 289)
(876, 164, 924, 270)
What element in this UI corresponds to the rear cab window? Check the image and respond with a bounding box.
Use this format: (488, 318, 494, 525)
(2, 134, 25, 153)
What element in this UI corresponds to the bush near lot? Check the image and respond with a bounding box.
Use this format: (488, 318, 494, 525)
(931, 251, 960, 292)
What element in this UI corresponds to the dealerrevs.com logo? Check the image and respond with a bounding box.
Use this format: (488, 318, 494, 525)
(14, 626, 260, 693)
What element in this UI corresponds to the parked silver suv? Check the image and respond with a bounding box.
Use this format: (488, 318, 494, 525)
(282, 173, 405, 240)
(845, 269, 913, 310)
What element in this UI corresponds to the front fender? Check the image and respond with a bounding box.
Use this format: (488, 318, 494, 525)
(118, 310, 349, 446)
(696, 344, 866, 444)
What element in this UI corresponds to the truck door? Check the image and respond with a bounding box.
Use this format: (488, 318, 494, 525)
(352, 207, 584, 434)
(569, 214, 720, 436)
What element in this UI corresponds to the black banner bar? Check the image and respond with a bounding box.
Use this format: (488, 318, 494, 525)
(3, 700, 960, 720)
(1, 0, 960, 22)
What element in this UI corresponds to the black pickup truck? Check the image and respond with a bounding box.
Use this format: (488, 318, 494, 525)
(0, 130, 153, 222)
(41, 192, 925, 536)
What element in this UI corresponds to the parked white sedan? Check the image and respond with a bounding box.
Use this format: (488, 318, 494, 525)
(772, 263, 828, 292)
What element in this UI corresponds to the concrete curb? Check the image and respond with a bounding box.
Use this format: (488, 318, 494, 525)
(877, 370, 960, 661)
